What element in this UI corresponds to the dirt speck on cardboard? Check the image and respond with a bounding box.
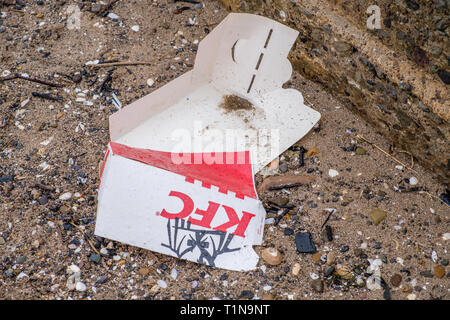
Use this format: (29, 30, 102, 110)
(219, 94, 254, 112)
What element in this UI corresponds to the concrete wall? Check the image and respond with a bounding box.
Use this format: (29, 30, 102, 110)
(220, 0, 449, 185)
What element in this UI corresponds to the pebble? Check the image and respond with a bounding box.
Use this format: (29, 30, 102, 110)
(90, 3, 102, 13)
(356, 277, 365, 287)
(171, 268, 178, 280)
(131, 25, 140, 32)
(38, 195, 48, 205)
(431, 250, 438, 263)
(157, 280, 167, 288)
(292, 262, 301, 276)
(261, 247, 283, 266)
(310, 279, 324, 293)
(59, 192, 72, 201)
(434, 265, 445, 279)
(67, 264, 80, 275)
(420, 270, 433, 278)
(75, 281, 87, 292)
(326, 251, 336, 265)
(312, 252, 322, 263)
(369, 209, 387, 225)
(355, 147, 366, 155)
(96, 275, 108, 284)
(89, 254, 101, 264)
(32, 239, 40, 248)
(409, 176, 418, 185)
(310, 272, 319, 280)
(407, 293, 416, 300)
(390, 274, 402, 287)
(107, 13, 119, 20)
(335, 265, 354, 280)
(16, 256, 26, 264)
(0, 237, 5, 245)
(324, 266, 335, 277)
(328, 169, 339, 178)
(284, 228, 294, 236)
(138, 267, 150, 276)
(305, 147, 319, 157)
(147, 78, 154, 87)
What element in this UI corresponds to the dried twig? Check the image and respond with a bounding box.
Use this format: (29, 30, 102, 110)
(91, 61, 152, 67)
(32, 91, 62, 101)
(321, 210, 335, 229)
(395, 150, 414, 169)
(357, 134, 418, 174)
(0, 73, 65, 88)
(419, 190, 450, 207)
(69, 221, 100, 255)
(274, 208, 291, 226)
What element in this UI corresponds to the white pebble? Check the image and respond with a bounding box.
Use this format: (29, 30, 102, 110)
(113, 255, 121, 261)
(442, 233, 450, 241)
(20, 99, 30, 108)
(170, 268, 178, 280)
(16, 272, 28, 280)
(67, 264, 80, 275)
(328, 169, 339, 177)
(147, 78, 154, 87)
(131, 25, 140, 32)
(409, 176, 418, 185)
(310, 272, 319, 280)
(431, 250, 438, 263)
(75, 281, 87, 292)
(59, 192, 72, 201)
(395, 165, 403, 170)
(107, 13, 119, 20)
(157, 280, 167, 288)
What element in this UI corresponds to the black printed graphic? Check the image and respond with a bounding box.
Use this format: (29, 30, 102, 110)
(161, 218, 240, 267)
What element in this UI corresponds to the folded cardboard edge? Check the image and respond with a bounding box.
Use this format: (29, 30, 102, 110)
(100, 142, 261, 200)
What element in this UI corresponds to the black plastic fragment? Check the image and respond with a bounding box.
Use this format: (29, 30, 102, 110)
(295, 232, 317, 253)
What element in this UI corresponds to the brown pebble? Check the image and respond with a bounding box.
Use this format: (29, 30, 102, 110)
(390, 273, 402, 287)
(138, 267, 150, 276)
(434, 265, 445, 279)
(326, 251, 336, 265)
(261, 293, 274, 300)
(292, 262, 301, 276)
(312, 252, 322, 264)
(369, 209, 387, 225)
(261, 247, 283, 266)
(311, 279, 324, 293)
(306, 147, 319, 157)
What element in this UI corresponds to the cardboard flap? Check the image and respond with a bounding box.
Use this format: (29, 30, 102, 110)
(194, 13, 299, 97)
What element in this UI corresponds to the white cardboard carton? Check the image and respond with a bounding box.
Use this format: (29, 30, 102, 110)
(95, 13, 321, 271)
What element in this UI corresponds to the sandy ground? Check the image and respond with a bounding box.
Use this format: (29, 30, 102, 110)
(0, 0, 448, 300)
